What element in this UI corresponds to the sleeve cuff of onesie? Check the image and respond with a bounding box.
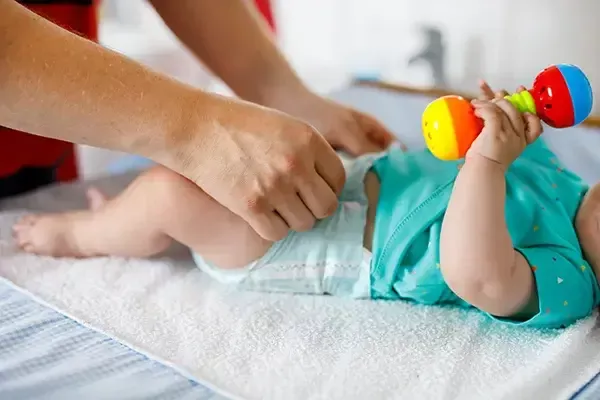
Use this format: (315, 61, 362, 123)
(485, 247, 597, 329)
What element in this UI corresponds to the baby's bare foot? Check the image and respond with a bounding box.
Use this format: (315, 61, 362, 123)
(13, 214, 83, 257)
(12, 187, 109, 257)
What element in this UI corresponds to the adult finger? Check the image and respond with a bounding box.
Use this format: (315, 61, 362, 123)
(337, 112, 388, 156)
(493, 98, 525, 137)
(297, 170, 339, 220)
(343, 126, 384, 156)
(313, 135, 346, 195)
(286, 134, 344, 220)
(271, 189, 316, 232)
(244, 201, 291, 242)
(358, 112, 396, 149)
(390, 140, 408, 152)
(523, 112, 544, 144)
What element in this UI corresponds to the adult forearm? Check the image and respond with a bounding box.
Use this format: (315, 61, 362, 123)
(0, 1, 203, 166)
(149, 0, 308, 106)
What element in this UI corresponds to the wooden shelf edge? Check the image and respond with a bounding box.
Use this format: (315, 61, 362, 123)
(354, 80, 600, 129)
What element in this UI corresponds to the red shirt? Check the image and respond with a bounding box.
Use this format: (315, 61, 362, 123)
(0, 0, 99, 182)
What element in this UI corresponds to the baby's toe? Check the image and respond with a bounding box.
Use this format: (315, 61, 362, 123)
(14, 226, 32, 250)
(22, 243, 35, 253)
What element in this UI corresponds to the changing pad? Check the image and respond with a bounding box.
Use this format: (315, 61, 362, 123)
(1, 174, 600, 400)
(2, 86, 600, 399)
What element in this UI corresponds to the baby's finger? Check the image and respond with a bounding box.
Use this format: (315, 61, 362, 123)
(523, 112, 543, 144)
(472, 101, 503, 132)
(478, 80, 496, 100)
(494, 99, 525, 137)
(495, 89, 509, 100)
(516, 85, 527, 93)
(499, 108, 516, 139)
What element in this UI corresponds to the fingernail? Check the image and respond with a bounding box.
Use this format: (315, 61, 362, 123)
(390, 141, 405, 150)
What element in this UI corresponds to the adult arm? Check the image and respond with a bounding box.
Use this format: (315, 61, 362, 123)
(0, 0, 194, 161)
(148, 0, 306, 107)
(0, 0, 345, 241)
(149, 0, 399, 155)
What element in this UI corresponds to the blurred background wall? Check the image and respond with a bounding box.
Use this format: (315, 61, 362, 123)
(79, 0, 599, 178)
(274, 0, 599, 99)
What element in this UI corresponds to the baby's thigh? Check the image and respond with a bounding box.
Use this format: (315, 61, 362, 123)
(139, 165, 272, 269)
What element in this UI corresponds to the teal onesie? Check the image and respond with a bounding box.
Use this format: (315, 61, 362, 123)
(370, 138, 600, 328)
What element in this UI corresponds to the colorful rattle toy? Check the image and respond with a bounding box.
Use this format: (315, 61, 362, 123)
(422, 63, 594, 160)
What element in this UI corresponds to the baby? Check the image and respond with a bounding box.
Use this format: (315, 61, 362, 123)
(13, 83, 600, 329)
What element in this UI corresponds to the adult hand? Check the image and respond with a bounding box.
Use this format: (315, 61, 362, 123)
(177, 96, 346, 242)
(264, 89, 405, 156)
(149, 0, 402, 156)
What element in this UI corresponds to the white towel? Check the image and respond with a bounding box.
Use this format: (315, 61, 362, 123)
(1, 172, 600, 400)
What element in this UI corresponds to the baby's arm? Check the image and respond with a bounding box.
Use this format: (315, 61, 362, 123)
(441, 154, 537, 318)
(440, 93, 543, 319)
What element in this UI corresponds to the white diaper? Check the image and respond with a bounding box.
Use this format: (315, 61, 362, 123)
(192, 152, 385, 298)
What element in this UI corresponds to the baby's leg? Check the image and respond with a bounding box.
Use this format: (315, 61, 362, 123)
(13, 166, 272, 267)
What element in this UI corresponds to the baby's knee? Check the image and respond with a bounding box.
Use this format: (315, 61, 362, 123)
(137, 166, 204, 206)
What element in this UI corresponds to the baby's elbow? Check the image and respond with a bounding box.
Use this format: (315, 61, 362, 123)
(440, 259, 525, 316)
(442, 266, 501, 302)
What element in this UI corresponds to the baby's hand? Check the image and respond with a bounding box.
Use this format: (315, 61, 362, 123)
(467, 81, 543, 169)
